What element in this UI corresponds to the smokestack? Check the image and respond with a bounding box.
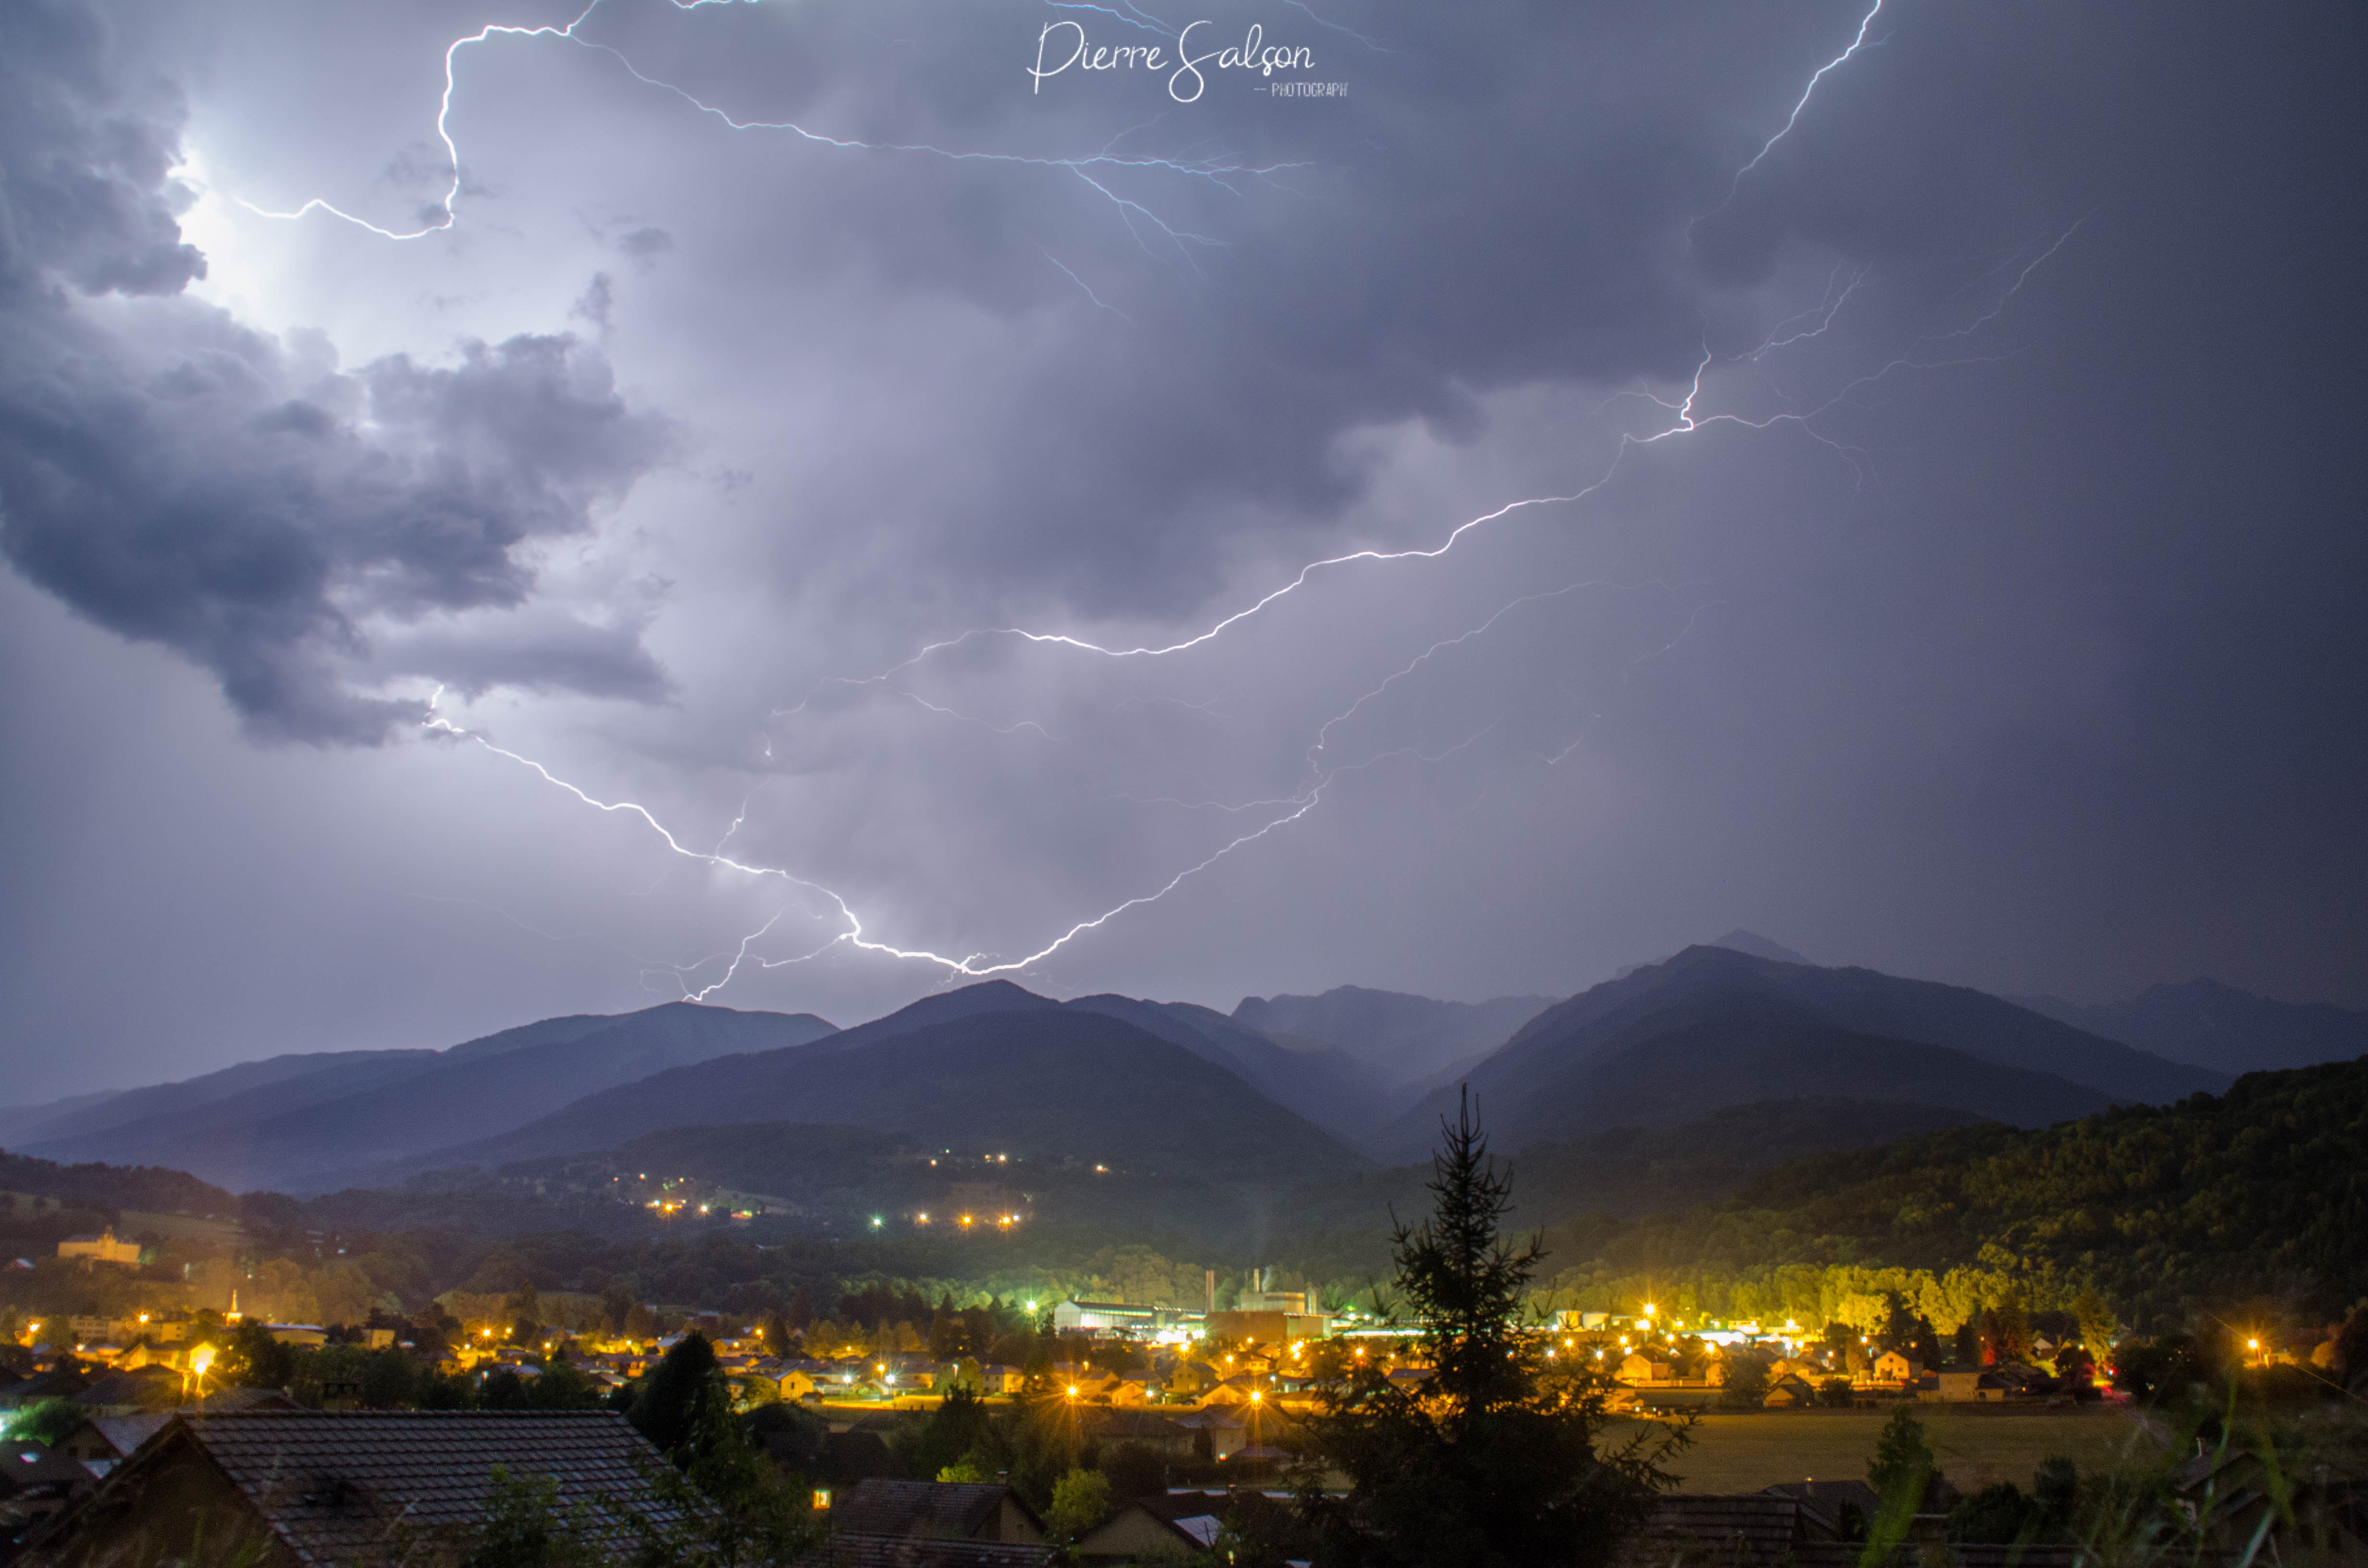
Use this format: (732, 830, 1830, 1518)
(1205, 1270, 1215, 1314)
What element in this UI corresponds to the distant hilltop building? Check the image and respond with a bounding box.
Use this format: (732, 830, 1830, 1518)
(57, 1231, 141, 1266)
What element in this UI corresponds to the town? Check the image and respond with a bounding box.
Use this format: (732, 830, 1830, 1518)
(5, 1179, 2362, 1567)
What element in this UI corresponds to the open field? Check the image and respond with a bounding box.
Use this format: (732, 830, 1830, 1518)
(1628, 1407, 2157, 1494)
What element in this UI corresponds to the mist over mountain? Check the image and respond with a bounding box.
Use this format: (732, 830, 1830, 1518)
(22, 1003, 835, 1192)
(1229, 985, 1558, 1088)
(1610, 927, 1816, 980)
(1063, 993, 1401, 1141)
(2013, 978, 2368, 1077)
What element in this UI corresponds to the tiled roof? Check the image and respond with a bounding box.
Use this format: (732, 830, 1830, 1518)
(72, 1367, 182, 1410)
(170, 1410, 685, 1566)
(829, 1480, 1010, 1539)
(0, 1442, 97, 1495)
(805, 1538, 1053, 1568)
(1632, 1494, 1808, 1568)
(86, 1415, 172, 1460)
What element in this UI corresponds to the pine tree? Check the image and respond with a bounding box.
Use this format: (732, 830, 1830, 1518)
(1301, 1091, 1682, 1567)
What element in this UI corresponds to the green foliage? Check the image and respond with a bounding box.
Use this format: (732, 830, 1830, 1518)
(2331, 1301, 2368, 1392)
(3, 1397, 86, 1446)
(629, 1334, 725, 1459)
(1947, 1483, 2016, 1545)
(1866, 1408, 1940, 1508)
(1718, 1349, 1769, 1409)
(1044, 1468, 1111, 1546)
(890, 1386, 997, 1483)
(2111, 1334, 2230, 1404)
(451, 1468, 606, 1568)
(1541, 1057, 2368, 1333)
(218, 1320, 297, 1390)
(1101, 1440, 1167, 1500)
(1300, 1093, 1682, 1568)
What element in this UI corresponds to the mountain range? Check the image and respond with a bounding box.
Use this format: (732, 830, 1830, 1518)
(1371, 944, 2211, 1162)
(1229, 985, 1558, 1088)
(2013, 978, 2368, 1078)
(8, 1003, 835, 1192)
(0, 937, 2281, 1202)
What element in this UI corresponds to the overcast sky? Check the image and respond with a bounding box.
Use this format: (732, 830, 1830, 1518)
(3, 0, 2362, 1101)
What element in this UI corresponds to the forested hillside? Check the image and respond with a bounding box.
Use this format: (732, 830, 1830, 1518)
(1534, 1055, 2368, 1330)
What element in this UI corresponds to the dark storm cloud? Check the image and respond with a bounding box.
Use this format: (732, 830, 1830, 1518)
(582, 0, 2102, 617)
(0, 0, 674, 744)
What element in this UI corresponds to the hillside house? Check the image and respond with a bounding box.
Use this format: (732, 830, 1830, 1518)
(54, 1234, 139, 1267)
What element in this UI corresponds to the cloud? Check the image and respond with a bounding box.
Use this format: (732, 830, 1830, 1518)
(0, 0, 673, 744)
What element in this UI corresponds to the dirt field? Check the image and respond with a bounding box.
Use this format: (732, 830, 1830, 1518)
(1621, 1406, 2158, 1495)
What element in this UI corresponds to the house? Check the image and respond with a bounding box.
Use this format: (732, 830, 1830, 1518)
(51, 1414, 175, 1480)
(1761, 1375, 1818, 1408)
(1873, 1351, 1921, 1384)
(802, 1539, 1054, 1568)
(1074, 1410, 1197, 1458)
(1072, 1494, 1231, 1561)
(1623, 1494, 1818, 1567)
(1167, 1411, 1247, 1460)
(53, 1388, 300, 1474)
(1617, 1355, 1673, 1384)
(20, 1409, 691, 1568)
(0, 1439, 99, 1551)
(0, 1368, 88, 1412)
(67, 1366, 184, 1416)
(826, 1479, 1047, 1545)
(1198, 1376, 1270, 1408)
(1763, 1480, 1882, 1541)
(1932, 1371, 2012, 1403)
(54, 1234, 139, 1267)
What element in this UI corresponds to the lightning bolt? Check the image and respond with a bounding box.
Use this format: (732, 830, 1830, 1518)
(343, 0, 2073, 1001)
(231, 0, 1304, 251)
(1707, 0, 1887, 212)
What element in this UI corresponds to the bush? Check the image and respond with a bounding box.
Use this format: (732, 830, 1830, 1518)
(1044, 1468, 1111, 1546)
(2111, 1334, 2226, 1404)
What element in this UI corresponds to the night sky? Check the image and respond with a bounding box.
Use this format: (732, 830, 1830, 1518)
(3, 0, 2363, 1100)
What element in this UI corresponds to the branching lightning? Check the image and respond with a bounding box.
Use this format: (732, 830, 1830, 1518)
(234, 0, 1303, 251)
(300, 0, 2075, 1000)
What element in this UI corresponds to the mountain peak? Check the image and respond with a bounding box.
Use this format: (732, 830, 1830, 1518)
(1707, 930, 1815, 966)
